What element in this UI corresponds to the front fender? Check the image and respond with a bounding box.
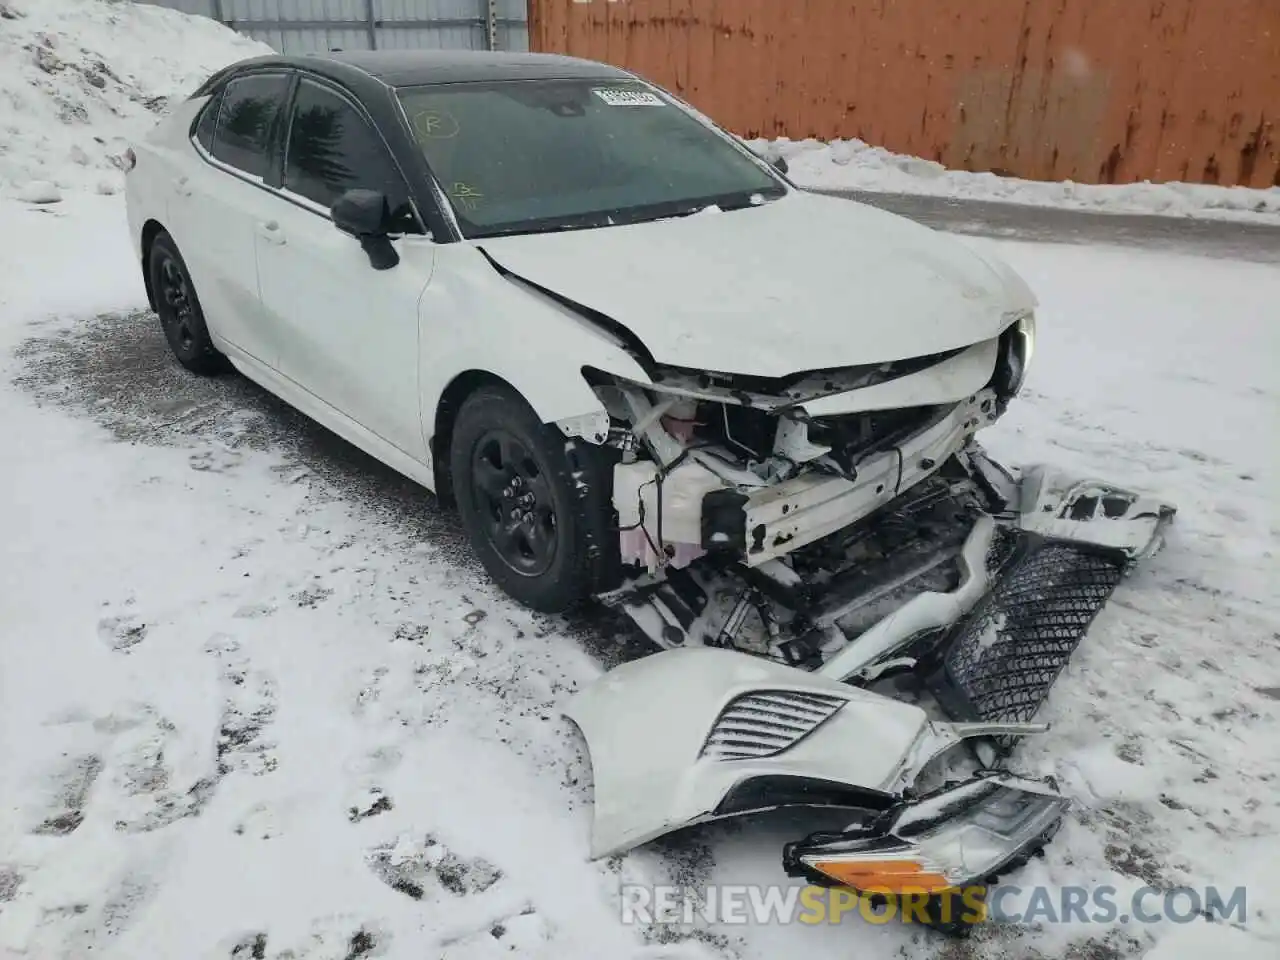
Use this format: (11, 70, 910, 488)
(418, 244, 651, 453)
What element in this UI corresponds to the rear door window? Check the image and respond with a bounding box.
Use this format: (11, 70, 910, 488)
(282, 79, 411, 217)
(210, 73, 290, 179)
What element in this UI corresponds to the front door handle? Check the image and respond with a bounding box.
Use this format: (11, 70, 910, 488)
(256, 220, 286, 246)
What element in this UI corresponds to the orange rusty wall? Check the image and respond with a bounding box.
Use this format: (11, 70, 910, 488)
(529, 0, 1280, 188)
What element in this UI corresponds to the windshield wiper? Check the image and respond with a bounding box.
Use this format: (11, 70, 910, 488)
(626, 192, 780, 224)
(468, 189, 784, 238)
(472, 219, 613, 239)
(718, 190, 784, 211)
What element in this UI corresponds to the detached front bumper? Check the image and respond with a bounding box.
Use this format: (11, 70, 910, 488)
(564, 646, 1054, 861)
(565, 645, 1070, 936)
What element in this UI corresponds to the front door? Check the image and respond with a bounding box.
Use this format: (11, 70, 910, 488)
(254, 76, 433, 462)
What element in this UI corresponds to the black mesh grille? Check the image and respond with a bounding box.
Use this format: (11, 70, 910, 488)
(931, 541, 1125, 744)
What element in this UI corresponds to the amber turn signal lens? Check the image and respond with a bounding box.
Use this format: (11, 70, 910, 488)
(807, 857, 954, 894)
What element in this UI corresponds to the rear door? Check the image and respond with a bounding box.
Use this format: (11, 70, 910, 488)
(171, 71, 291, 368)
(255, 75, 434, 461)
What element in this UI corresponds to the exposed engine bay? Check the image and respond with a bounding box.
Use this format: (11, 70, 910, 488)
(564, 315, 1176, 931)
(581, 311, 1049, 664)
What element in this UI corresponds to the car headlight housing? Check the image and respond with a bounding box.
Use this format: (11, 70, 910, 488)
(991, 311, 1036, 406)
(1018, 311, 1036, 370)
(784, 772, 1067, 894)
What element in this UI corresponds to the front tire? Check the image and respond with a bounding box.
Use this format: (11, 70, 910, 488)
(450, 384, 617, 613)
(147, 230, 225, 375)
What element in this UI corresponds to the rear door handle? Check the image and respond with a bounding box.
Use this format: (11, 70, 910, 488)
(256, 220, 286, 245)
(174, 177, 192, 198)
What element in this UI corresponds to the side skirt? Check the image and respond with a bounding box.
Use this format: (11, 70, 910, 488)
(221, 345, 438, 493)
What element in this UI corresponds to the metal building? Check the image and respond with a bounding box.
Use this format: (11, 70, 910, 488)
(138, 0, 528, 55)
(528, 0, 1279, 189)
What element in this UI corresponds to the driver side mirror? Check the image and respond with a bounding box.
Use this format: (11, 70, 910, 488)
(331, 188, 400, 271)
(770, 155, 789, 176)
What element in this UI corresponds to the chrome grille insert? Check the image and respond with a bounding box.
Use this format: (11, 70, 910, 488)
(699, 689, 847, 761)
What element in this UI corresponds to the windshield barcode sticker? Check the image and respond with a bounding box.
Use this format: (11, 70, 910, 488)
(592, 88, 665, 107)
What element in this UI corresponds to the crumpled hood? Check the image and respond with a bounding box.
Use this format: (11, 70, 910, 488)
(479, 191, 1036, 378)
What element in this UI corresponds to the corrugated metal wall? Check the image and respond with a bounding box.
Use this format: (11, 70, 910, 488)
(529, 0, 1280, 189)
(138, 0, 529, 55)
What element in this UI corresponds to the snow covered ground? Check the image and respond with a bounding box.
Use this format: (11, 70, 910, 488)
(3, 193, 1278, 960)
(748, 137, 1280, 224)
(2, 3, 1279, 960)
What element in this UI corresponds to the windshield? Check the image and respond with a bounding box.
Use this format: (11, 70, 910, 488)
(396, 78, 786, 238)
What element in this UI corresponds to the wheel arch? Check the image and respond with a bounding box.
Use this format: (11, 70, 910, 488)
(429, 369, 518, 507)
(428, 362, 619, 507)
(438, 370, 625, 603)
(139, 219, 167, 313)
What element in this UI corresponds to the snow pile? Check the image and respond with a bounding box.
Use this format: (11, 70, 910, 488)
(0, 0, 270, 197)
(749, 136, 1280, 223)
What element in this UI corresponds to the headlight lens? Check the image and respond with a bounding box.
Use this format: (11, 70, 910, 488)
(993, 311, 1035, 403)
(1017, 311, 1036, 371)
(792, 773, 1068, 893)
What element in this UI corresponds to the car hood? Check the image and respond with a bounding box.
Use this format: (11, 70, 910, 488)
(478, 191, 1036, 378)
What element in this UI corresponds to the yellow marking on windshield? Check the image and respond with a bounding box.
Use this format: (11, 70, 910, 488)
(449, 182, 484, 211)
(412, 108, 459, 140)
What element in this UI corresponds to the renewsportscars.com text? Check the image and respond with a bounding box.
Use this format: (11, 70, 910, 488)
(620, 883, 1247, 927)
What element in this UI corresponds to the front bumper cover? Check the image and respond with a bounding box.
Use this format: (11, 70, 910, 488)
(563, 646, 1049, 861)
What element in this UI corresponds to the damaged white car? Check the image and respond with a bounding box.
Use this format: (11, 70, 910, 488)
(126, 49, 1175, 928)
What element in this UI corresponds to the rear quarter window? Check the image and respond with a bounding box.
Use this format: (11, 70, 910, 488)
(193, 87, 223, 152)
(210, 73, 290, 180)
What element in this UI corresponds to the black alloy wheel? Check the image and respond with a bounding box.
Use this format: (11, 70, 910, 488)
(449, 384, 621, 612)
(147, 230, 225, 374)
(469, 428, 559, 577)
(158, 255, 197, 354)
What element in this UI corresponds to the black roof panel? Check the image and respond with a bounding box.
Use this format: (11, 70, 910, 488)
(310, 49, 631, 86)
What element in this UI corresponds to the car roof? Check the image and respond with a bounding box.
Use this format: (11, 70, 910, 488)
(222, 49, 633, 88)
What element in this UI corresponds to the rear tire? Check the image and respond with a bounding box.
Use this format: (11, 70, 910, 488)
(450, 384, 618, 613)
(147, 230, 225, 375)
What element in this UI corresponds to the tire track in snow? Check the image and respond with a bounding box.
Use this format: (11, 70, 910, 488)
(6, 310, 715, 959)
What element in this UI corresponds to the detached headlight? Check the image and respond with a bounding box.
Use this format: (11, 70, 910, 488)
(784, 772, 1067, 894)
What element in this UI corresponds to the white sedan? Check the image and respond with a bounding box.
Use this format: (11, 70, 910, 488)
(126, 49, 1175, 922)
(124, 42, 1173, 647)
(125, 46, 1171, 664)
